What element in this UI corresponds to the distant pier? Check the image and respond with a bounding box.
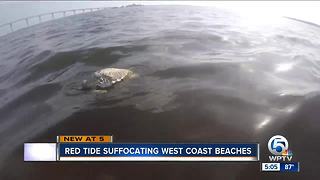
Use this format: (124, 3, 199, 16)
(0, 7, 107, 37)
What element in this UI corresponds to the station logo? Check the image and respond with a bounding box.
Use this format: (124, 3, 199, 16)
(268, 135, 293, 162)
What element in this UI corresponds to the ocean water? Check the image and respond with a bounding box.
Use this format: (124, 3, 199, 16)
(0, 5, 319, 179)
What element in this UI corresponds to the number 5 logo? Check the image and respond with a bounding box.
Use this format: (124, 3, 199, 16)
(268, 135, 288, 155)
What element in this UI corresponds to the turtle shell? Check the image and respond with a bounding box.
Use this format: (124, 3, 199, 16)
(95, 68, 132, 82)
(94, 68, 134, 90)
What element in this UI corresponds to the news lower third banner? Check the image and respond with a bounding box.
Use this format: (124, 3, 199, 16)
(24, 135, 259, 162)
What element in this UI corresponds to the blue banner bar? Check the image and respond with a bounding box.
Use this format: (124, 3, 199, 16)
(58, 143, 259, 161)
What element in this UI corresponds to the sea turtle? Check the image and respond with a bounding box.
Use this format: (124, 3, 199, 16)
(81, 68, 136, 91)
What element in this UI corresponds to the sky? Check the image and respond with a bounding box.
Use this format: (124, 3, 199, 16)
(0, 1, 320, 25)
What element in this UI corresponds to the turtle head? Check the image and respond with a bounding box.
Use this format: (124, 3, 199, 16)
(81, 79, 92, 91)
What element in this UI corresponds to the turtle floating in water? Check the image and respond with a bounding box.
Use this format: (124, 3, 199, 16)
(81, 68, 136, 91)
